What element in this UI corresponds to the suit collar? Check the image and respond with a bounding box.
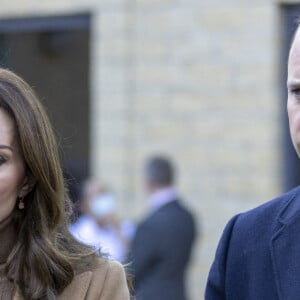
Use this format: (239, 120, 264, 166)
(277, 186, 300, 225)
(13, 270, 93, 300)
(270, 186, 300, 300)
(148, 187, 177, 212)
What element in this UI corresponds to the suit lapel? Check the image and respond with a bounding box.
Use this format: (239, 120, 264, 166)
(270, 189, 300, 300)
(12, 271, 93, 300)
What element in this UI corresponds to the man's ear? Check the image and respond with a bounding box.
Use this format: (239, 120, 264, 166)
(18, 173, 36, 198)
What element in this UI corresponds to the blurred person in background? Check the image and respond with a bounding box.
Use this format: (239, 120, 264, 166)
(129, 155, 196, 300)
(70, 179, 134, 262)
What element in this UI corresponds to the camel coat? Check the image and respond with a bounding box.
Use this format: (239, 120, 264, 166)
(13, 260, 130, 300)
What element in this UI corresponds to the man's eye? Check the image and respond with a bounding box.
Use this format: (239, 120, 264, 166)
(292, 88, 300, 96)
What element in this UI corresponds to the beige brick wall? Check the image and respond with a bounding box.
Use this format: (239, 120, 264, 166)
(0, 0, 286, 298)
(131, 1, 281, 297)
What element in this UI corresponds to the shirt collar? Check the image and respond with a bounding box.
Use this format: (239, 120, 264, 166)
(148, 187, 177, 212)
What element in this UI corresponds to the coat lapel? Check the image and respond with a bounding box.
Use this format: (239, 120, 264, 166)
(13, 271, 93, 300)
(58, 271, 92, 300)
(270, 189, 300, 300)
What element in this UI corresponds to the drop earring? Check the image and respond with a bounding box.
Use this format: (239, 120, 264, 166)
(18, 197, 25, 210)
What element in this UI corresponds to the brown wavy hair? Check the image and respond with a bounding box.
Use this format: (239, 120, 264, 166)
(0, 69, 99, 299)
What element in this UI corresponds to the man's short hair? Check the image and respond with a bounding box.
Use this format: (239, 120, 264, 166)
(145, 156, 175, 187)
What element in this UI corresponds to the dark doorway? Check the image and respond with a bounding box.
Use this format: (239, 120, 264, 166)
(281, 5, 300, 191)
(0, 14, 91, 203)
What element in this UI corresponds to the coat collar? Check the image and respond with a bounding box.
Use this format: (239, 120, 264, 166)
(13, 270, 93, 300)
(277, 187, 300, 225)
(270, 186, 300, 300)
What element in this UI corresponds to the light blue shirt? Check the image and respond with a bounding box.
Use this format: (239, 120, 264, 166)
(148, 187, 177, 213)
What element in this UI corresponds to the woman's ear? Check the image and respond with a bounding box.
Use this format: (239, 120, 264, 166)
(18, 173, 36, 198)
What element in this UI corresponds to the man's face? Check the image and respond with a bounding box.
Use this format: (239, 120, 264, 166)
(288, 28, 300, 157)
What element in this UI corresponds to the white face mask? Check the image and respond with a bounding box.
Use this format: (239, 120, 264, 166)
(89, 194, 116, 219)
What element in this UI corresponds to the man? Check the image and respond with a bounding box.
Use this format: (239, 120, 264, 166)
(205, 25, 300, 300)
(130, 156, 196, 300)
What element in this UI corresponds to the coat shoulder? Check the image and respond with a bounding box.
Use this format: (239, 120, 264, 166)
(205, 186, 300, 299)
(220, 186, 300, 254)
(236, 185, 300, 230)
(86, 259, 130, 300)
(142, 199, 194, 226)
(58, 259, 130, 300)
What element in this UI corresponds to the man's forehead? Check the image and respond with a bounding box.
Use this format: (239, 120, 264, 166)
(290, 28, 300, 57)
(288, 28, 300, 78)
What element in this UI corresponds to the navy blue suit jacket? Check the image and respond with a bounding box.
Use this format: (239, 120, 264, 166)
(206, 186, 300, 300)
(130, 200, 196, 300)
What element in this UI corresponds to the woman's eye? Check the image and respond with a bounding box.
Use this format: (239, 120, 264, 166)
(0, 156, 7, 165)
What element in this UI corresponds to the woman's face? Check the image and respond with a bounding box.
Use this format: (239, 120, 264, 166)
(0, 108, 26, 222)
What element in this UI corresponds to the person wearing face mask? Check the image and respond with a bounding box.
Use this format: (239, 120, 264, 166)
(70, 179, 135, 262)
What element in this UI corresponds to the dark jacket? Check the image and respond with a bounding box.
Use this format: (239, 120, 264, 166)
(205, 186, 300, 300)
(130, 199, 196, 300)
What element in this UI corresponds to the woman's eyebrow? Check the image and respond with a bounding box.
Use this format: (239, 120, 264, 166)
(0, 144, 13, 152)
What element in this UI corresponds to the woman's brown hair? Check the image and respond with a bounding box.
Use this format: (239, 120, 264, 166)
(0, 69, 99, 299)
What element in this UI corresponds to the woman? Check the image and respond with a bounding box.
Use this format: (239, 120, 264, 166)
(0, 68, 130, 299)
